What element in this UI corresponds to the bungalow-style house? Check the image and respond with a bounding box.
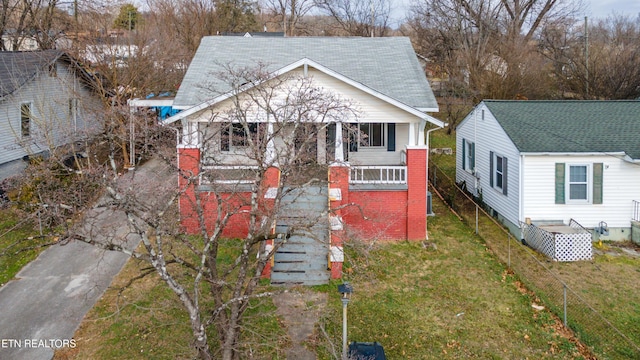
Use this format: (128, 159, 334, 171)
(163, 36, 443, 282)
(0, 50, 103, 178)
(456, 100, 640, 243)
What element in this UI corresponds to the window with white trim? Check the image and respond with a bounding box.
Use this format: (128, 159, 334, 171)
(221, 123, 259, 151)
(462, 139, 475, 172)
(359, 123, 385, 147)
(567, 164, 589, 202)
(490, 151, 508, 195)
(20, 102, 32, 138)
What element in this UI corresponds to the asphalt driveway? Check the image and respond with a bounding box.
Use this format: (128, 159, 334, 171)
(0, 157, 175, 360)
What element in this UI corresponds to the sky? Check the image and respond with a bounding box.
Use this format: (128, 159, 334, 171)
(389, 0, 640, 26)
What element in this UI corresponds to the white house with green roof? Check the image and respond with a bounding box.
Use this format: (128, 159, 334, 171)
(457, 100, 640, 242)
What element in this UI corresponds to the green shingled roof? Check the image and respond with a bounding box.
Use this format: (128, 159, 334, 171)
(484, 100, 640, 160)
(173, 36, 438, 110)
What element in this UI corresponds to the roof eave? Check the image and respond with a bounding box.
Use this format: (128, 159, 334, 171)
(164, 58, 444, 127)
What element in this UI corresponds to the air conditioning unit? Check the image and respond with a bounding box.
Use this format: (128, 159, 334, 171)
(427, 191, 434, 216)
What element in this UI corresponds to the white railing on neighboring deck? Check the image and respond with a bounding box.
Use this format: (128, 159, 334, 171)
(199, 165, 259, 185)
(349, 166, 407, 184)
(633, 200, 640, 222)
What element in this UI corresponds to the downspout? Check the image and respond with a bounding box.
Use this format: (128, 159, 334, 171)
(519, 153, 525, 240)
(425, 124, 447, 241)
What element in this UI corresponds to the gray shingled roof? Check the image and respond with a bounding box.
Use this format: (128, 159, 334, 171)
(173, 36, 438, 110)
(484, 100, 640, 159)
(0, 50, 62, 98)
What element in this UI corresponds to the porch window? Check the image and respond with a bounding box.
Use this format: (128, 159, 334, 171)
(20, 102, 32, 138)
(359, 123, 384, 147)
(221, 123, 259, 151)
(489, 151, 507, 195)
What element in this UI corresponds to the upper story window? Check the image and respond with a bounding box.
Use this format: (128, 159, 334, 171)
(20, 102, 32, 138)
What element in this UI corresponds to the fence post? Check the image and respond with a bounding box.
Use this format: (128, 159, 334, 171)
(475, 204, 479, 235)
(433, 167, 436, 188)
(508, 233, 511, 269)
(563, 284, 568, 327)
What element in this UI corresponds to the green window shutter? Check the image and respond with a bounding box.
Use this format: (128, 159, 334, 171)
(387, 123, 396, 152)
(502, 157, 508, 196)
(471, 142, 475, 171)
(593, 163, 603, 204)
(462, 139, 466, 170)
(555, 163, 565, 204)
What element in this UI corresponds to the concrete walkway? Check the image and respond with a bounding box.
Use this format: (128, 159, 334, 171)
(0, 157, 175, 360)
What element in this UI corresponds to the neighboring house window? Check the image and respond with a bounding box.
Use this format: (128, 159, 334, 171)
(69, 98, 78, 130)
(462, 138, 475, 172)
(568, 165, 588, 201)
(48, 63, 57, 77)
(20, 102, 32, 138)
(220, 123, 259, 151)
(489, 151, 507, 195)
(555, 163, 603, 204)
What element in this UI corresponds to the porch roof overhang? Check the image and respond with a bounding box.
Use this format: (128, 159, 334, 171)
(161, 58, 444, 128)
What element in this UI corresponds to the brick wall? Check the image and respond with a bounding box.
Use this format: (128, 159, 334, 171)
(344, 190, 408, 240)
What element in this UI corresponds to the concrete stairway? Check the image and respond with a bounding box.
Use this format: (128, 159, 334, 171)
(271, 186, 330, 286)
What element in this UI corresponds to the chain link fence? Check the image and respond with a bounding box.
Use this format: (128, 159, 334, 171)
(430, 163, 640, 359)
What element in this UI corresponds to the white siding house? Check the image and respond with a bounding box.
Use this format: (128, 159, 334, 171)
(456, 100, 640, 241)
(0, 50, 103, 175)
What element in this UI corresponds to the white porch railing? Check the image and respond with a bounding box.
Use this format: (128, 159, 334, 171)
(633, 200, 640, 222)
(349, 166, 407, 184)
(199, 165, 259, 185)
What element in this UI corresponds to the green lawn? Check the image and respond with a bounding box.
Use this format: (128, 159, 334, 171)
(0, 209, 41, 285)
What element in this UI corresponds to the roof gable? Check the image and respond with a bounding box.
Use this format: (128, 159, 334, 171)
(173, 36, 438, 111)
(0, 50, 62, 98)
(484, 100, 640, 160)
(164, 58, 445, 127)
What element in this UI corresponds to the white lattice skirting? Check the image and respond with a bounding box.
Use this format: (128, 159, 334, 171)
(522, 220, 593, 262)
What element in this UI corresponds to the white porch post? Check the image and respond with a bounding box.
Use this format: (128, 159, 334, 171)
(408, 122, 417, 146)
(265, 121, 277, 166)
(418, 120, 427, 146)
(334, 122, 344, 163)
(181, 120, 199, 147)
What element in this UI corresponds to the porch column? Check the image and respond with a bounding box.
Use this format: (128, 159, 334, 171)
(265, 122, 277, 166)
(334, 122, 344, 163)
(178, 144, 201, 235)
(408, 122, 416, 146)
(329, 164, 349, 279)
(261, 121, 279, 278)
(181, 120, 199, 147)
(406, 145, 428, 240)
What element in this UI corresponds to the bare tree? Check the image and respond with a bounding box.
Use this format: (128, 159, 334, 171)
(70, 64, 355, 360)
(261, 0, 316, 35)
(314, 0, 392, 37)
(409, 0, 583, 100)
(541, 14, 640, 99)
